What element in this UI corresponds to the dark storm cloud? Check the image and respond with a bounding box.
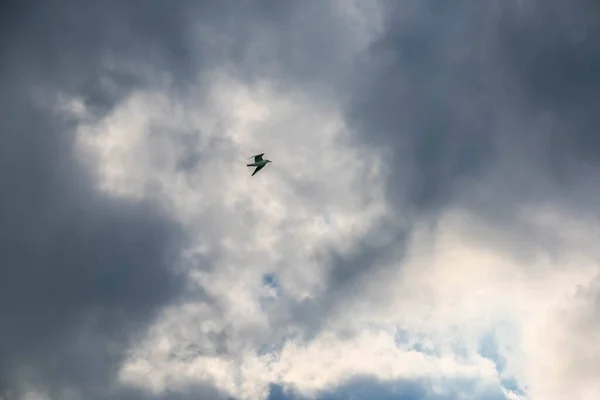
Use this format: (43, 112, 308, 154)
(345, 0, 600, 212)
(499, 0, 600, 168)
(345, 1, 504, 212)
(309, 0, 600, 302)
(0, 0, 224, 397)
(0, 81, 184, 396)
(0, 32, 186, 400)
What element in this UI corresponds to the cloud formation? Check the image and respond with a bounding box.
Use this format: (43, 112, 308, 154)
(1, 0, 599, 399)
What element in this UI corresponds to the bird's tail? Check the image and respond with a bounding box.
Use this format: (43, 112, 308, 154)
(247, 163, 253, 167)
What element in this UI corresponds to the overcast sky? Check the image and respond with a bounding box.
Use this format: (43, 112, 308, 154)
(1, 1, 599, 399)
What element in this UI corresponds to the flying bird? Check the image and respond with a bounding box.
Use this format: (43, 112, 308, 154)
(247, 153, 272, 176)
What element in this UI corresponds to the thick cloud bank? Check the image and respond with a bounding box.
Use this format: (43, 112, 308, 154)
(1, 1, 599, 399)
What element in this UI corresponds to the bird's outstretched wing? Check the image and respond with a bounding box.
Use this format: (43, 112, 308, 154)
(251, 165, 265, 176)
(249, 153, 264, 163)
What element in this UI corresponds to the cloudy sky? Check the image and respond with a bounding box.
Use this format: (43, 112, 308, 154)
(2, 0, 599, 399)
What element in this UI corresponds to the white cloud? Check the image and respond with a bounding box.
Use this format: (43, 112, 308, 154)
(72, 72, 390, 399)
(68, 62, 600, 400)
(64, 5, 600, 400)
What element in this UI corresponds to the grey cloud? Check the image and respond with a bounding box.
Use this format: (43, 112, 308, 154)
(264, 2, 502, 335)
(276, 221, 409, 342)
(0, 0, 219, 397)
(2, 0, 359, 396)
(358, 0, 600, 212)
(4, 0, 599, 397)
(298, 0, 600, 320)
(498, 0, 600, 169)
(345, 1, 506, 212)
(239, 1, 600, 363)
(0, 59, 189, 398)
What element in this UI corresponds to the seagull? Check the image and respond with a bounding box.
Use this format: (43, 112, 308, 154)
(247, 153, 272, 176)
